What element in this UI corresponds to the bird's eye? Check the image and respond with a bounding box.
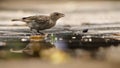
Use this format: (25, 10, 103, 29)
(22, 17, 26, 19)
(55, 13, 59, 16)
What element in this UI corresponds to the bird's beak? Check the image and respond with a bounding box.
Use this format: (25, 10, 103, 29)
(61, 14, 65, 17)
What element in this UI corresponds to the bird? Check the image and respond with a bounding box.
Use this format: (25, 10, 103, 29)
(11, 12, 65, 34)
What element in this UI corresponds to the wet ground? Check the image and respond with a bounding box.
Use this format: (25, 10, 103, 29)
(1, 46, 120, 68)
(0, 0, 120, 68)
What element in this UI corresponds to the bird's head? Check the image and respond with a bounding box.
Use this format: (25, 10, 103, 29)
(50, 12, 65, 21)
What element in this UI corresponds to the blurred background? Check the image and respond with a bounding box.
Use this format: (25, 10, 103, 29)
(0, 0, 120, 25)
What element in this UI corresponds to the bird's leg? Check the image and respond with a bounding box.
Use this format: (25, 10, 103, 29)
(31, 29, 44, 35)
(36, 30, 40, 33)
(31, 29, 39, 35)
(36, 30, 44, 35)
(39, 31, 45, 35)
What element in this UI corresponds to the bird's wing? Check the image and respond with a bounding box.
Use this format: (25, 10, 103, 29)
(35, 16, 50, 24)
(23, 15, 50, 24)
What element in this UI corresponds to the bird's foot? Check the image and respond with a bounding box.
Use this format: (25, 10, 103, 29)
(31, 29, 45, 35)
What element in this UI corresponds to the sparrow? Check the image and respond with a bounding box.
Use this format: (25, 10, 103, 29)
(12, 12, 65, 34)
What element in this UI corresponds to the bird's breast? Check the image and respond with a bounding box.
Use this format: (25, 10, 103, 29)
(46, 21, 56, 29)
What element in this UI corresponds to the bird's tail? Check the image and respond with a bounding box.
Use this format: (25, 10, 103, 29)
(11, 19, 22, 21)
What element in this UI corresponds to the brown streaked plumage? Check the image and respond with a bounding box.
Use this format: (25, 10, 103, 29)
(12, 12, 65, 33)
